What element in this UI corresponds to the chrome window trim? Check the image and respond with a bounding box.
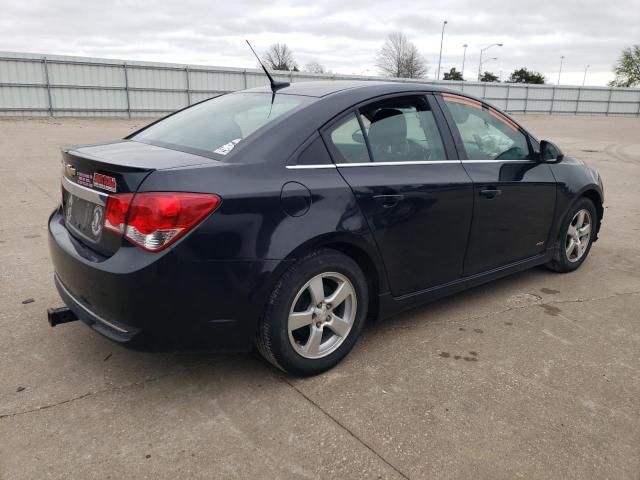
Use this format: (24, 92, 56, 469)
(62, 176, 108, 206)
(285, 159, 535, 169)
(336, 160, 460, 167)
(286, 164, 337, 169)
(462, 159, 534, 164)
(55, 274, 129, 333)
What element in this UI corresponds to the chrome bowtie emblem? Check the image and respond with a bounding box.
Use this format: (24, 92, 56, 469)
(65, 164, 77, 178)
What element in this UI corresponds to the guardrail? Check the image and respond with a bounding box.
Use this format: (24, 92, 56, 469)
(1, 51, 639, 117)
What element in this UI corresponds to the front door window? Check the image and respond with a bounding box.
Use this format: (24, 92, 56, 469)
(442, 94, 531, 161)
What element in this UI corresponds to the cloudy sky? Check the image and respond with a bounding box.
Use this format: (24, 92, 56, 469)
(1, 0, 639, 86)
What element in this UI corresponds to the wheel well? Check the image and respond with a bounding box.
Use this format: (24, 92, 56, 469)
(323, 242, 381, 322)
(581, 189, 603, 236)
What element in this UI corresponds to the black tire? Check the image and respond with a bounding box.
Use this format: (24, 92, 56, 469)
(546, 197, 597, 273)
(256, 248, 369, 376)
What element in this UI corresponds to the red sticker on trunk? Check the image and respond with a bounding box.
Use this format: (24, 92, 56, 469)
(93, 173, 117, 192)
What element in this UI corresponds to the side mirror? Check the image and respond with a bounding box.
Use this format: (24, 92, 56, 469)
(352, 130, 365, 144)
(540, 140, 564, 163)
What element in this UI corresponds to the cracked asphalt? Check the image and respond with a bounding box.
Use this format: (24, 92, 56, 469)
(1, 115, 639, 479)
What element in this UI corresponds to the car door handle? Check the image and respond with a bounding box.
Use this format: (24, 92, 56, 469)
(479, 188, 502, 199)
(373, 194, 405, 208)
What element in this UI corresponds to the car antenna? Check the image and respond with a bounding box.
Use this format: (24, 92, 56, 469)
(245, 40, 289, 112)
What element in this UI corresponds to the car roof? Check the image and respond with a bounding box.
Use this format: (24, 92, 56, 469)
(241, 80, 454, 98)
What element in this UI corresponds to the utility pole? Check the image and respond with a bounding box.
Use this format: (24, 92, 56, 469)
(582, 64, 590, 86)
(461, 44, 468, 78)
(478, 43, 503, 80)
(557, 56, 565, 85)
(436, 20, 448, 80)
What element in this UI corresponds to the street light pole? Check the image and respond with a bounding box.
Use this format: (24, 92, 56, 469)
(478, 43, 503, 80)
(557, 56, 565, 85)
(461, 44, 468, 78)
(436, 20, 448, 81)
(582, 64, 590, 86)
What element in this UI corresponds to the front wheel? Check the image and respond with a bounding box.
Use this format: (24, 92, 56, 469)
(546, 197, 597, 273)
(256, 249, 368, 376)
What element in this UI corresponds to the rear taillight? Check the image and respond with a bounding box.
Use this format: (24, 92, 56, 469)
(104, 194, 133, 234)
(104, 192, 221, 252)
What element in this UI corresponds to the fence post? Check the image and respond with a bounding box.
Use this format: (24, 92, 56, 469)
(524, 85, 529, 114)
(575, 87, 581, 115)
(42, 57, 53, 117)
(123, 62, 131, 118)
(185, 66, 191, 106)
(482, 82, 487, 101)
(549, 85, 556, 115)
(605, 87, 613, 116)
(243, 69, 248, 89)
(505, 83, 510, 112)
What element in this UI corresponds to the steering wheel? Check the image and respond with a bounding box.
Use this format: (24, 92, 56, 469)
(494, 146, 524, 161)
(472, 133, 485, 150)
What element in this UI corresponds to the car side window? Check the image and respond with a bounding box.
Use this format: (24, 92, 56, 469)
(358, 97, 446, 162)
(442, 94, 531, 161)
(327, 113, 371, 163)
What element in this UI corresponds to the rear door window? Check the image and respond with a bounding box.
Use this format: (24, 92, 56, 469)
(327, 113, 371, 164)
(358, 96, 446, 162)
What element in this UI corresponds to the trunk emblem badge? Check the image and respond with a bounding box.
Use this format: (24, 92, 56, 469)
(93, 173, 117, 192)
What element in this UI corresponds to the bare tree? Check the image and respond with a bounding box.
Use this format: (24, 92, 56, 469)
(303, 61, 327, 74)
(261, 43, 298, 71)
(376, 32, 428, 79)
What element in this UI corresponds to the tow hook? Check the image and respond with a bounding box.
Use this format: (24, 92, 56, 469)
(47, 307, 78, 327)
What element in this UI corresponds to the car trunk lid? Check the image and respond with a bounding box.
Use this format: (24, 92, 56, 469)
(60, 140, 212, 256)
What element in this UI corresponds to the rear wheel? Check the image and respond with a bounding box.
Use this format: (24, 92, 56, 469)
(546, 197, 597, 273)
(256, 249, 368, 376)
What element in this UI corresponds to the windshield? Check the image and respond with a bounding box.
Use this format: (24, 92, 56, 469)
(131, 93, 312, 160)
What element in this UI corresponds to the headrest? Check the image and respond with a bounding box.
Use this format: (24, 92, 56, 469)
(368, 108, 407, 145)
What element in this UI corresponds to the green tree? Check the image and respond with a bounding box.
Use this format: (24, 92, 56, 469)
(610, 45, 640, 87)
(480, 71, 500, 82)
(443, 67, 463, 81)
(508, 67, 545, 84)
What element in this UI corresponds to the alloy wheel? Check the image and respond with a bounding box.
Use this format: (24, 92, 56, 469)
(288, 272, 357, 359)
(565, 209, 592, 263)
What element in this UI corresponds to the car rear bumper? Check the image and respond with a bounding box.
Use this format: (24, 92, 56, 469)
(48, 208, 287, 352)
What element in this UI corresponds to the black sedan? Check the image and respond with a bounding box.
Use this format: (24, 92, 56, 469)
(48, 80, 604, 375)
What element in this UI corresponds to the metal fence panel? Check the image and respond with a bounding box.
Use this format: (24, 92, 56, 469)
(0, 85, 48, 108)
(48, 62, 124, 87)
(460, 83, 485, 96)
(1, 51, 639, 118)
(527, 99, 552, 112)
(554, 88, 580, 101)
(484, 84, 508, 98)
(127, 66, 186, 90)
(611, 89, 640, 102)
(129, 90, 187, 111)
(0, 58, 45, 84)
(528, 87, 554, 100)
(52, 86, 127, 110)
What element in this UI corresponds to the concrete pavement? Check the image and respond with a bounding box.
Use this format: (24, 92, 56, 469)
(1, 115, 639, 479)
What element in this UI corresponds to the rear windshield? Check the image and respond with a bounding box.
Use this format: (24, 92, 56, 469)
(131, 93, 312, 160)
